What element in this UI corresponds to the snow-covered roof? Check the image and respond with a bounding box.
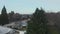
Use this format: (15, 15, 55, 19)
(0, 26, 12, 34)
(0, 26, 26, 34)
(21, 21, 27, 26)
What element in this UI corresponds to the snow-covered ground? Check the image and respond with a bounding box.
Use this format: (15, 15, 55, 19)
(20, 31, 26, 34)
(0, 26, 26, 34)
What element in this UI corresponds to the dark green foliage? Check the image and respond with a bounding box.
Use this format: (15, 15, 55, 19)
(0, 6, 9, 25)
(10, 11, 14, 15)
(27, 8, 48, 34)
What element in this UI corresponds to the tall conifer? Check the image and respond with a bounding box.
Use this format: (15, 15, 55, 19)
(27, 8, 48, 34)
(0, 6, 9, 25)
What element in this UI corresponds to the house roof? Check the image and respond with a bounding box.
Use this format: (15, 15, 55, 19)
(0, 26, 12, 34)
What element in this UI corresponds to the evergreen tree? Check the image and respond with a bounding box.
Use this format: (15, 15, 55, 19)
(26, 8, 48, 34)
(10, 11, 14, 15)
(0, 6, 9, 25)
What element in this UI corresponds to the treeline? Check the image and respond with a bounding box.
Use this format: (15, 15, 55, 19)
(0, 6, 60, 26)
(0, 6, 31, 25)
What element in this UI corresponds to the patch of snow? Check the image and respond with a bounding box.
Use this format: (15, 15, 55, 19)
(0, 26, 12, 34)
(19, 31, 26, 34)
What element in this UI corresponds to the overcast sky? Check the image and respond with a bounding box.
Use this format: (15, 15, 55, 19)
(0, 0, 60, 14)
